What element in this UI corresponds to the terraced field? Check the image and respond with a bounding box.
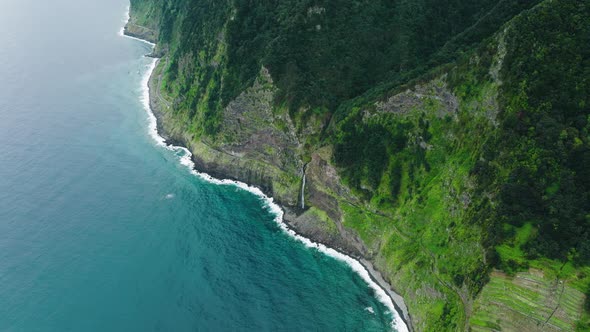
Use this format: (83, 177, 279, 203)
(471, 270, 586, 331)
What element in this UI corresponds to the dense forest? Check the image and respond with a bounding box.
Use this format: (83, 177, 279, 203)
(130, 0, 590, 330)
(132, 0, 541, 134)
(486, 1, 590, 265)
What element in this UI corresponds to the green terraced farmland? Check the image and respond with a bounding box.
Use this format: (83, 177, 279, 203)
(471, 270, 586, 331)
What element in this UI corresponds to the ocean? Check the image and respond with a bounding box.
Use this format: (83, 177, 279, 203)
(0, 0, 405, 330)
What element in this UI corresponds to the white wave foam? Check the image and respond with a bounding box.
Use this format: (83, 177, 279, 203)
(122, 16, 408, 332)
(118, 5, 130, 36)
(366, 306, 375, 314)
(123, 33, 156, 47)
(141, 59, 164, 146)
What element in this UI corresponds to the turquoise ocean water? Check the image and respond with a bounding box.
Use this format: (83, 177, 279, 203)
(0, 0, 404, 330)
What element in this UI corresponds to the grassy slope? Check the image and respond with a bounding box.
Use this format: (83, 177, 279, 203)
(333, 46, 501, 329)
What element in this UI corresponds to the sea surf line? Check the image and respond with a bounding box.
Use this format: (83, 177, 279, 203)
(120, 6, 408, 331)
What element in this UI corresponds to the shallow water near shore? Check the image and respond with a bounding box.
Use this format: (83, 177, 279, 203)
(0, 0, 403, 330)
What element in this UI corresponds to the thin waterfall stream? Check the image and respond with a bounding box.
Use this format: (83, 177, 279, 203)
(301, 164, 307, 209)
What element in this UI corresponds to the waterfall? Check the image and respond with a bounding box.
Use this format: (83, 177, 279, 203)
(300, 166, 306, 209)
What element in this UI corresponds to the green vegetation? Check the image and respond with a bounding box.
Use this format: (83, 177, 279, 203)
(471, 270, 587, 331)
(485, 1, 590, 266)
(131, 0, 541, 136)
(130, 0, 590, 330)
(332, 2, 590, 329)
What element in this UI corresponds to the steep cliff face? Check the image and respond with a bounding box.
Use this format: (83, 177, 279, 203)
(129, 0, 590, 330)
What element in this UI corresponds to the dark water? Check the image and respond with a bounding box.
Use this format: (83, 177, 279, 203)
(0, 0, 402, 330)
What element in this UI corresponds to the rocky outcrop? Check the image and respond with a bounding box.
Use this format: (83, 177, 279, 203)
(123, 23, 157, 44)
(375, 77, 459, 119)
(219, 67, 301, 174)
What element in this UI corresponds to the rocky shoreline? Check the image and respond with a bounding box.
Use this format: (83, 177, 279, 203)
(122, 22, 157, 44)
(123, 23, 413, 331)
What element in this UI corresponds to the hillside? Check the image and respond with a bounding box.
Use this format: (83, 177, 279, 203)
(128, 0, 590, 330)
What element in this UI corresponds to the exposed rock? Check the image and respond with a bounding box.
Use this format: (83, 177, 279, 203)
(307, 6, 326, 16)
(219, 67, 301, 173)
(376, 78, 458, 119)
(124, 23, 157, 44)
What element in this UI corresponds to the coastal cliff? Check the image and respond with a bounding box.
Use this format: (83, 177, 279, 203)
(128, 0, 590, 330)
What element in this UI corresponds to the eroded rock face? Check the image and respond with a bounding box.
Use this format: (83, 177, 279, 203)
(284, 148, 369, 256)
(219, 67, 301, 174)
(124, 23, 157, 44)
(375, 78, 458, 119)
(307, 149, 357, 206)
